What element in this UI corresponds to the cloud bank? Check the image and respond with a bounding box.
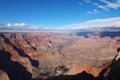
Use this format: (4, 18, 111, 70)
(65, 17, 120, 30)
(0, 17, 120, 32)
(0, 23, 41, 30)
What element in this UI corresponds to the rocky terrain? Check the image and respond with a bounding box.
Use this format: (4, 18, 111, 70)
(0, 32, 120, 80)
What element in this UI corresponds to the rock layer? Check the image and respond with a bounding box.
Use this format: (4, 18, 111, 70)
(0, 32, 120, 80)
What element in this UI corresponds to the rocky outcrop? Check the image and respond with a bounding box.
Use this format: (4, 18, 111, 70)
(0, 70, 9, 80)
(96, 48, 120, 80)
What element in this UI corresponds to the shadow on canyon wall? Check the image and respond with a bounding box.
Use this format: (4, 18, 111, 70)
(77, 31, 120, 38)
(97, 48, 120, 80)
(1, 34, 39, 67)
(46, 71, 96, 80)
(0, 50, 32, 80)
(1, 47, 120, 80)
(100, 32, 120, 38)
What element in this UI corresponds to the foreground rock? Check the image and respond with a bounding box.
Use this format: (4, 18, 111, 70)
(97, 48, 120, 80)
(0, 70, 9, 80)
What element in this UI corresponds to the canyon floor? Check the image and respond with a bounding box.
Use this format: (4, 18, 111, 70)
(0, 32, 120, 80)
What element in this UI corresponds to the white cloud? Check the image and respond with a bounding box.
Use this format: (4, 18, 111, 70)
(84, 0, 91, 3)
(92, 2, 108, 11)
(92, 2, 98, 6)
(13, 23, 26, 27)
(21, 23, 26, 26)
(29, 25, 41, 29)
(65, 17, 120, 29)
(6, 23, 27, 29)
(1, 17, 120, 31)
(7, 23, 12, 28)
(78, 0, 120, 15)
(78, 2, 83, 5)
(86, 9, 101, 15)
(84, 0, 120, 13)
(97, 5, 108, 11)
(0, 23, 43, 30)
(0, 22, 53, 31)
(100, 0, 120, 9)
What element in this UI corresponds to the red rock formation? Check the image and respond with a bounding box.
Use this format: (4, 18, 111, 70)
(0, 32, 120, 80)
(0, 70, 9, 80)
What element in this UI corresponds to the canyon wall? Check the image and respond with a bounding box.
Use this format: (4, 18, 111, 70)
(0, 32, 120, 80)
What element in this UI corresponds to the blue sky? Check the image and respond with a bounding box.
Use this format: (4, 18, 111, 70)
(0, 0, 120, 29)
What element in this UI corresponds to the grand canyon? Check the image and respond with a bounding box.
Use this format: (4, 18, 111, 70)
(1, 0, 120, 80)
(0, 31, 120, 80)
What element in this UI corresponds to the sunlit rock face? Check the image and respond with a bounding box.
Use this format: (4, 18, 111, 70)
(0, 32, 120, 80)
(0, 70, 9, 80)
